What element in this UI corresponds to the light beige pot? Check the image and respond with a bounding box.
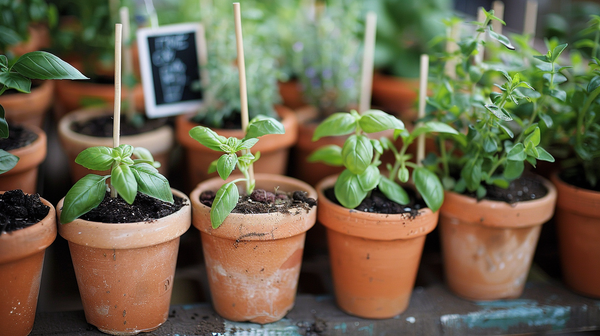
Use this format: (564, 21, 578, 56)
(58, 107, 174, 182)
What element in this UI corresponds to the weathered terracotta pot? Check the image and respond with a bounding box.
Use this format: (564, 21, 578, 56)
(552, 173, 600, 298)
(176, 106, 298, 191)
(58, 107, 174, 182)
(57, 189, 191, 335)
(191, 174, 317, 324)
(0, 125, 47, 194)
(316, 175, 438, 318)
(439, 176, 557, 301)
(278, 80, 306, 109)
(0, 195, 56, 336)
(1, 80, 54, 128)
(371, 72, 419, 122)
(6, 24, 50, 56)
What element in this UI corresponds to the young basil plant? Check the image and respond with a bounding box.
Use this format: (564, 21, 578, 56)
(0, 51, 87, 174)
(189, 115, 285, 229)
(309, 109, 457, 212)
(60, 145, 172, 224)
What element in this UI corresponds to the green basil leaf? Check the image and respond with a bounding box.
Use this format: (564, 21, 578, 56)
(0, 72, 31, 93)
(12, 51, 88, 80)
(334, 169, 367, 209)
(503, 160, 524, 180)
(75, 146, 114, 171)
(378, 175, 409, 205)
(312, 113, 357, 141)
(0, 149, 19, 174)
(133, 147, 154, 162)
(358, 110, 404, 133)
(413, 167, 444, 212)
(379, 136, 395, 151)
(117, 144, 134, 159)
(60, 174, 109, 224)
(411, 122, 458, 139)
(244, 115, 285, 139)
(0, 55, 7, 68)
(130, 163, 173, 203)
(189, 126, 227, 151)
(211, 181, 239, 229)
(0, 105, 8, 138)
(237, 153, 255, 165)
(357, 165, 380, 191)
(0, 27, 21, 47)
(111, 164, 137, 204)
(208, 159, 218, 174)
(342, 134, 373, 174)
(308, 145, 343, 166)
(371, 139, 384, 155)
(237, 138, 258, 151)
(217, 153, 237, 180)
(398, 166, 410, 183)
(536, 147, 555, 162)
(461, 158, 482, 191)
(507, 143, 527, 161)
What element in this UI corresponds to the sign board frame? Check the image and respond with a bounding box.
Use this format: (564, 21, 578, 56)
(137, 23, 207, 118)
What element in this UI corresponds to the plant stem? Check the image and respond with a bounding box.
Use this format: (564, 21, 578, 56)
(577, 85, 600, 149)
(439, 136, 450, 178)
(0, 86, 7, 96)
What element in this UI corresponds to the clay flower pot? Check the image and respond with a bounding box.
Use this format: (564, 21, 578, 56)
(552, 173, 600, 298)
(316, 175, 439, 319)
(0, 80, 54, 128)
(439, 176, 557, 301)
(58, 107, 174, 182)
(176, 106, 298, 191)
(190, 174, 317, 324)
(0, 125, 47, 194)
(0, 195, 56, 336)
(56, 189, 191, 335)
(371, 72, 419, 122)
(278, 80, 306, 109)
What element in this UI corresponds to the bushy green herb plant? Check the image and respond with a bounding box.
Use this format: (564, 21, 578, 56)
(189, 115, 284, 228)
(0, 51, 87, 174)
(309, 109, 457, 211)
(60, 145, 172, 224)
(0, 0, 57, 56)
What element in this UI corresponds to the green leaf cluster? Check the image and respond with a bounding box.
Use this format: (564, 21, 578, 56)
(60, 145, 172, 224)
(310, 109, 457, 212)
(189, 115, 285, 228)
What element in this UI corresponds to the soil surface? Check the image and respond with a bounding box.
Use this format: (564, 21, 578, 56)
(467, 174, 548, 203)
(0, 189, 50, 233)
(0, 125, 38, 151)
(559, 166, 600, 192)
(77, 192, 185, 223)
(199, 188, 317, 215)
(324, 187, 424, 217)
(71, 115, 168, 137)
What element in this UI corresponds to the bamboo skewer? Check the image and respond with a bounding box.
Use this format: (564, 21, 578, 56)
(112, 23, 123, 198)
(445, 23, 458, 79)
(359, 12, 377, 114)
(416, 54, 429, 167)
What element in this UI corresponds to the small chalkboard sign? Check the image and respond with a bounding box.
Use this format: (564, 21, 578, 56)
(137, 23, 207, 118)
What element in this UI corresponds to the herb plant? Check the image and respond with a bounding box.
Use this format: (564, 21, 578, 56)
(0, 0, 57, 56)
(309, 109, 457, 211)
(0, 51, 87, 175)
(189, 115, 285, 228)
(60, 145, 172, 224)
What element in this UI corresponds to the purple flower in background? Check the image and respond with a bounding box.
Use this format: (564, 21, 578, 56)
(322, 69, 332, 79)
(343, 78, 354, 89)
(293, 42, 304, 52)
(305, 67, 316, 78)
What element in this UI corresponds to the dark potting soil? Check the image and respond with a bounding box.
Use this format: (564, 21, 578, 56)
(466, 174, 548, 203)
(0, 125, 38, 151)
(70, 115, 168, 137)
(0, 189, 50, 233)
(324, 187, 424, 217)
(199, 188, 317, 215)
(559, 166, 600, 192)
(77, 192, 185, 223)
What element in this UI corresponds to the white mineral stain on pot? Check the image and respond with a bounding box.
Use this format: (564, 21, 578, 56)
(96, 305, 109, 316)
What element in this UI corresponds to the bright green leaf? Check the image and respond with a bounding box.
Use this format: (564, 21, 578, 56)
(308, 145, 343, 166)
(503, 160, 524, 180)
(111, 164, 137, 204)
(357, 165, 380, 191)
(12, 51, 88, 80)
(378, 176, 409, 205)
(189, 126, 226, 151)
(60, 174, 109, 224)
(237, 138, 258, 151)
(537, 147, 555, 162)
(485, 104, 512, 121)
(507, 143, 527, 161)
(524, 127, 541, 147)
(358, 110, 404, 133)
(334, 169, 367, 209)
(130, 163, 173, 203)
(398, 166, 410, 183)
(210, 181, 239, 228)
(413, 167, 444, 212)
(244, 115, 285, 139)
(75, 146, 114, 171)
(312, 113, 357, 141)
(342, 134, 373, 174)
(217, 154, 237, 180)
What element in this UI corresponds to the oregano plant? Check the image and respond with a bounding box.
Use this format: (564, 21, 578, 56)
(189, 115, 285, 228)
(0, 51, 87, 174)
(309, 109, 457, 212)
(60, 145, 172, 224)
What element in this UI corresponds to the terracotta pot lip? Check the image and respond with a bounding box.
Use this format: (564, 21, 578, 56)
(57, 189, 191, 250)
(190, 173, 317, 240)
(0, 80, 54, 104)
(551, 171, 600, 197)
(6, 124, 47, 173)
(0, 194, 57, 264)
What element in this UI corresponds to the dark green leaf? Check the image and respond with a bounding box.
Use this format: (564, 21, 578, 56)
(533, 55, 550, 62)
(312, 113, 357, 141)
(0, 105, 7, 138)
(549, 89, 566, 102)
(245, 116, 285, 139)
(210, 181, 239, 228)
(0, 55, 6, 69)
(308, 145, 343, 166)
(111, 164, 137, 204)
(217, 154, 237, 180)
(358, 110, 404, 133)
(539, 113, 553, 128)
(75, 146, 114, 171)
(0, 149, 19, 174)
(413, 167, 444, 212)
(378, 176, 409, 205)
(0, 27, 21, 46)
(12, 51, 88, 80)
(189, 126, 226, 151)
(130, 163, 173, 203)
(507, 143, 527, 161)
(357, 165, 380, 191)
(503, 160, 524, 180)
(60, 174, 109, 224)
(485, 104, 512, 121)
(462, 158, 482, 191)
(587, 76, 600, 93)
(342, 135, 373, 174)
(550, 43, 568, 62)
(334, 169, 367, 209)
(0, 72, 31, 93)
(483, 137, 497, 153)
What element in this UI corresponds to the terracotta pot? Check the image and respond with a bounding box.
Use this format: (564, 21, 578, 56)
(190, 173, 317, 324)
(0, 195, 56, 336)
(278, 80, 306, 109)
(57, 189, 191, 335)
(552, 173, 600, 298)
(371, 72, 419, 122)
(58, 107, 174, 182)
(316, 175, 438, 318)
(6, 24, 50, 56)
(439, 176, 557, 301)
(1, 80, 54, 128)
(176, 106, 298, 191)
(0, 125, 47, 194)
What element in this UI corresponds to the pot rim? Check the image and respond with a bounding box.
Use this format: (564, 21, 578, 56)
(0, 194, 56, 264)
(5, 124, 47, 174)
(57, 188, 191, 250)
(551, 171, 600, 218)
(190, 173, 317, 240)
(316, 174, 439, 241)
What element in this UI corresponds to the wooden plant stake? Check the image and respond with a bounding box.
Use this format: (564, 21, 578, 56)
(416, 54, 429, 167)
(112, 23, 123, 198)
(492, 1, 504, 35)
(233, 2, 254, 183)
(359, 12, 377, 114)
(524, 0, 538, 40)
(119, 7, 136, 123)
